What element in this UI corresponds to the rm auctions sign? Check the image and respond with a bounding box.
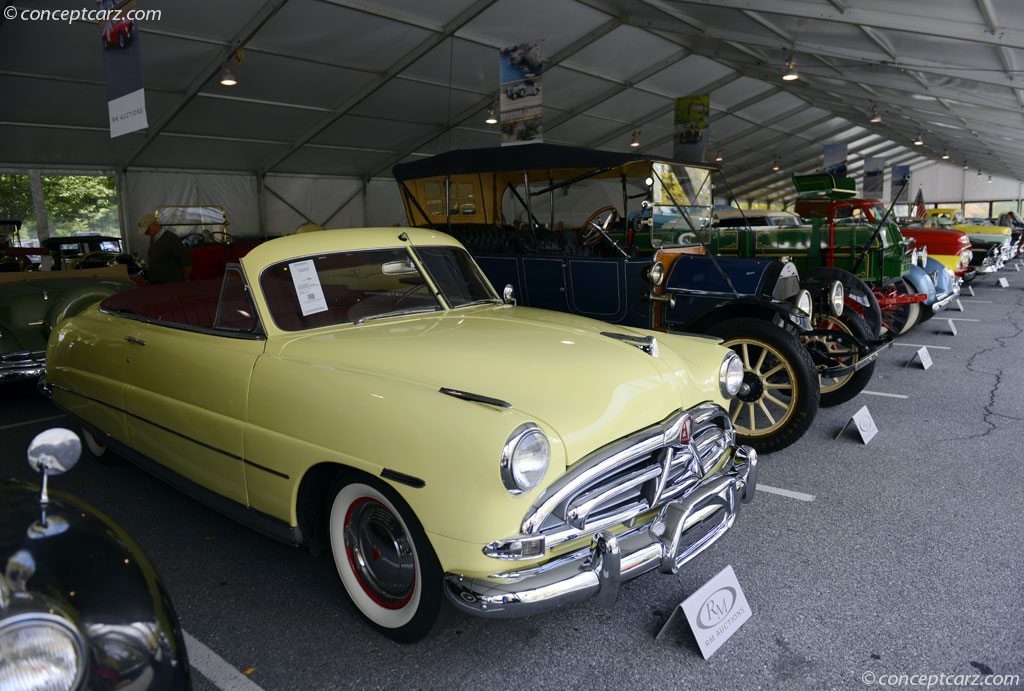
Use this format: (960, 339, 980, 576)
(681, 565, 752, 659)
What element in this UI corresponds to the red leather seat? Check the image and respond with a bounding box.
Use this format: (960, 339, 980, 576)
(188, 245, 229, 280)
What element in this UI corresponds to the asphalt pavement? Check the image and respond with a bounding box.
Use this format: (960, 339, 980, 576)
(2, 272, 1022, 691)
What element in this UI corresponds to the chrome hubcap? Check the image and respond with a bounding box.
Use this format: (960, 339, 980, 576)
(344, 499, 415, 608)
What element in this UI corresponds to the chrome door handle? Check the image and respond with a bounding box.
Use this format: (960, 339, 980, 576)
(124, 336, 146, 346)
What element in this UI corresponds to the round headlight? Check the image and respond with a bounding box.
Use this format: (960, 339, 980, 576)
(646, 261, 665, 286)
(795, 289, 813, 318)
(500, 424, 550, 494)
(0, 615, 85, 691)
(910, 247, 919, 267)
(719, 351, 744, 398)
(828, 280, 844, 317)
(919, 246, 928, 267)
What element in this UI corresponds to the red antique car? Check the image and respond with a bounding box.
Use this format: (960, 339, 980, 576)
(898, 223, 974, 280)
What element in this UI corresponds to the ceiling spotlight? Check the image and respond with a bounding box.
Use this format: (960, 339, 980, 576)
(715, 150, 724, 163)
(977, 169, 982, 176)
(219, 65, 237, 87)
(782, 58, 798, 81)
(630, 130, 641, 148)
(941, 150, 950, 160)
(870, 106, 881, 123)
(484, 103, 498, 125)
(962, 161, 969, 170)
(913, 133, 924, 146)
(772, 157, 781, 172)
(987, 174, 993, 183)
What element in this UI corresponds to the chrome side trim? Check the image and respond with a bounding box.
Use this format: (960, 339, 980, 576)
(0, 350, 47, 382)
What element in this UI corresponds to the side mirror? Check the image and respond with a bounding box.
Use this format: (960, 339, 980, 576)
(502, 284, 516, 305)
(28, 428, 81, 477)
(28, 428, 81, 509)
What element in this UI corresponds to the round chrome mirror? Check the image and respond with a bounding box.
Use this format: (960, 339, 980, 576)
(644, 177, 654, 187)
(502, 284, 516, 304)
(27, 428, 82, 476)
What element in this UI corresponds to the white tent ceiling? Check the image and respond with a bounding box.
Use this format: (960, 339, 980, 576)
(3, 0, 1024, 203)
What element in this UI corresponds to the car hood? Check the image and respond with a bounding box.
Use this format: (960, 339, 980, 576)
(900, 227, 970, 255)
(271, 305, 726, 465)
(955, 224, 1011, 237)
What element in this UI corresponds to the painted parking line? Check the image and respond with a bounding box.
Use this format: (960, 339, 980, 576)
(860, 391, 909, 399)
(756, 483, 815, 502)
(0, 414, 66, 431)
(894, 343, 952, 350)
(959, 299, 992, 303)
(183, 631, 265, 691)
(947, 317, 981, 322)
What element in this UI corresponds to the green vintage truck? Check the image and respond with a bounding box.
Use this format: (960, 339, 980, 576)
(697, 174, 927, 339)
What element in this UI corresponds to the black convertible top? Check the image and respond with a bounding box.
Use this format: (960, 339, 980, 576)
(392, 143, 713, 181)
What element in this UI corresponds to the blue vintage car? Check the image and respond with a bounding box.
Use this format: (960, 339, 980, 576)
(393, 144, 875, 453)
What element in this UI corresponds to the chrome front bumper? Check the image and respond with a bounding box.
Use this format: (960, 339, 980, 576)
(931, 282, 960, 313)
(444, 446, 757, 619)
(0, 350, 46, 383)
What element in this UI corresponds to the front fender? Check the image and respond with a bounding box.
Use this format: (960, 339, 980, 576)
(670, 295, 809, 333)
(903, 264, 935, 303)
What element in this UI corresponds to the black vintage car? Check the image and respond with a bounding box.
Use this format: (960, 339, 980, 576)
(393, 144, 865, 453)
(0, 428, 191, 690)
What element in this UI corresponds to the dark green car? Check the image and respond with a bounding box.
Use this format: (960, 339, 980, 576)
(0, 266, 134, 382)
(691, 174, 926, 338)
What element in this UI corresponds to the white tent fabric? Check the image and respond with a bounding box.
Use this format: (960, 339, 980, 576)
(5, 0, 1024, 218)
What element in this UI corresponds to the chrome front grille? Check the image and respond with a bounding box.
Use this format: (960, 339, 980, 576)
(521, 404, 734, 549)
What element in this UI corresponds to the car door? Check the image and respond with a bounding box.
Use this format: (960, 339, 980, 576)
(122, 268, 265, 505)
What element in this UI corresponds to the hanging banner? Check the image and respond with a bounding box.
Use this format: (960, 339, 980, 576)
(499, 42, 543, 146)
(891, 165, 911, 204)
(673, 94, 709, 162)
(101, 0, 147, 138)
(823, 143, 848, 177)
(863, 157, 884, 197)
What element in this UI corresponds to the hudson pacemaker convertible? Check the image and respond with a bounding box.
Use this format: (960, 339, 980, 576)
(44, 228, 757, 641)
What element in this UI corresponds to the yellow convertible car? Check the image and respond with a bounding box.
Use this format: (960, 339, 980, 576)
(44, 228, 757, 642)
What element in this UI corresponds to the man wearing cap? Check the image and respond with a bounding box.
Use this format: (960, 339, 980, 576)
(139, 214, 191, 284)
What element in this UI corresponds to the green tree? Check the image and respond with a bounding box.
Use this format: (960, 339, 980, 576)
(0, 174, 119, 241)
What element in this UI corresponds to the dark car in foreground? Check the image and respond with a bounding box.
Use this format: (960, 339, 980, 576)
(1, 428, 191, 689)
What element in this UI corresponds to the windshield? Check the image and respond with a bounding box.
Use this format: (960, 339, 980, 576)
(414, 246, 497, 307)
(649, 163, 713, 247)
(259, 245, 496, 331)
(496, 160, 712, 251)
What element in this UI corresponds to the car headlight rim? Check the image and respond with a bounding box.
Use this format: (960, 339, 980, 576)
(646, 261, 665, 286)
(910, 247, 918, 267)
(0, 613, 86, 691)
(720, 351, 744, 398)
(500, 423, 550, 494)
(828, 280, 844, 317)
(919, 246, 928, 268)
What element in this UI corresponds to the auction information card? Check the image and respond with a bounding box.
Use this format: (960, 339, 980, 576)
(289, 259, 328, 316)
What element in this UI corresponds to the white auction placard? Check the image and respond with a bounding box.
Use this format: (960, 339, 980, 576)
(681, 565, 752, 659)
(289, 259, 328, 316)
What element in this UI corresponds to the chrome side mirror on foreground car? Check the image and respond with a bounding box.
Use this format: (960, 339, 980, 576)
(503, 284, 516, 305)
(27, 428, 81, 505)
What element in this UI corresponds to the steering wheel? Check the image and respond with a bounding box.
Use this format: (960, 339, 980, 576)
(579, 206, 620, 247)
(208, 230, 236, 244)
(394, 283, 429, 307)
